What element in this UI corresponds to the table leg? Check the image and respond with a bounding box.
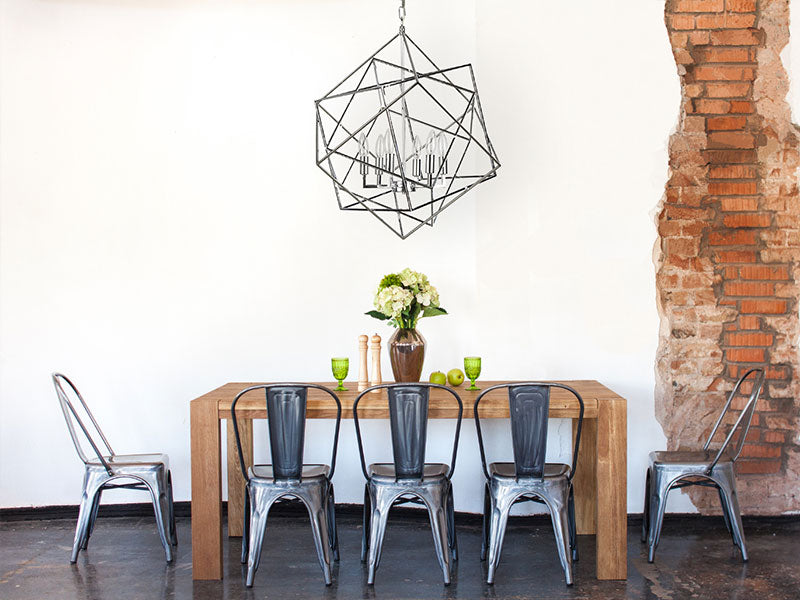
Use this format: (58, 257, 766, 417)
(191, 398, 223, 580)
(226, 418, 253, 537)
(572, 417, 597, 535)
(596, 397, 627, 580)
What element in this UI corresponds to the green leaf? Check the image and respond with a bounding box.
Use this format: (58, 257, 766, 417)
(421, 306, 448, 318)
(365, 310, 390, 321)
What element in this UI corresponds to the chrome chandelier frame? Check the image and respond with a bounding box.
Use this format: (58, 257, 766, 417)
(315, 2, 500, 239)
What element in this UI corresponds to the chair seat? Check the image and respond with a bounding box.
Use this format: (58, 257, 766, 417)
(249, 464, 330, 480)
(489, 462, 570, 479)
(87, 453, 169, 470)
(649, 450, 734, 469)
(368, 463, 448, 481)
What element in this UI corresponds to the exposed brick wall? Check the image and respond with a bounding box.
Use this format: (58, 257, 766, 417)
(658, 0, 800, 514)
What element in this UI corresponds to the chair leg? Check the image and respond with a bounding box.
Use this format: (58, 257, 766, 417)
(142, 471, 174, 563)
(361, 483, 371, 564)
(641, 467, 651, 543)
(486, 493, 511, 585)
(717, 486, 733, 535)
(446, 481, 458, 563)
(82, 488, 103, 550)
(241, 485, 251, 565)
(299, 486, 333, 586)
(720, 479, 748, 561)
(568, 485, 578, 562)
(480, 484, 490, 562)
(326, 482, 339, 562)
(167, 472, 177, 546)
(245, 495, 270, 588)
(366, 485, 391, 585)
(420, 486, 452, 586)
(647, 475, 671, 563)
(548, 494, 574, 586)
(71, 472, 104, 563)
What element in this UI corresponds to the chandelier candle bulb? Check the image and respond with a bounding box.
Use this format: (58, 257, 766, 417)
(358, 334, 369, 392)
(370, 333, 382, 391)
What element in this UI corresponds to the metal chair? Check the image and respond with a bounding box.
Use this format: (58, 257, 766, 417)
(231, 384, 341, 587)
(475, 383, 584, 586)
(642, 367, 765, 563)
(52, 373, 177, 564)
(354, 383, 463, 585)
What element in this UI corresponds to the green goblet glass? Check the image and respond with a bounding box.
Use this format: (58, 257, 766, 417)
(331, 357, 349, 392)
(464, 356, 482, 391)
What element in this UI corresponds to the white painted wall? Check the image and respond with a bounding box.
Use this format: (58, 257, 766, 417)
(0, 0, 680, 513)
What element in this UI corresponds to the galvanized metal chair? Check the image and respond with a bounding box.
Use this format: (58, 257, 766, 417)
(231, 384, 341, 587)
(52, 373, 177, 564)
(354, 383, 463, 585)
(475, 383, 584, 586)
(642, 367, 765, 563)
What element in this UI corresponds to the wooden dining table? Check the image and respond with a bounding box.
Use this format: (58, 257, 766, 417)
(190, 380, 627, 581)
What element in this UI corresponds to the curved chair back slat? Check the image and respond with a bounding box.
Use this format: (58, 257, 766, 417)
(231, 383, 342, 483)
(509, 385, 550, 478)
(388, 385, 430, 478)
(52, 373, 114, 474)
(475, 382, 584, 482)
(354, 383, 463, 481)
(703, 368, 765, 471)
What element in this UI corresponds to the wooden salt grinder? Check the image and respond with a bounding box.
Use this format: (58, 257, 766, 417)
(370, 333, 382, 390)
(358, 335, 369, 391)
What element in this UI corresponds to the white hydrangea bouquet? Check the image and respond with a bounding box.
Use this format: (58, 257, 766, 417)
(366, 268, 447, 329)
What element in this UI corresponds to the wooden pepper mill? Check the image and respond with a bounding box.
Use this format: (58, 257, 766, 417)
(357, 334, 369, 392)
(370, 333, 382, 391)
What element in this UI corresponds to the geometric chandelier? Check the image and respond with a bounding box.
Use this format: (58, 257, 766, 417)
(315, 0, 500, 239)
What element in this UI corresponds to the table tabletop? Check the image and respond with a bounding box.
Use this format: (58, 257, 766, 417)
(192, 380, 624, 420)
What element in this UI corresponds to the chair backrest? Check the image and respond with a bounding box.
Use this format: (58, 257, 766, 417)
(353, 383, 463, 481)
(231, 384, 342, 482)
(52, 373, 114, 474)
(474, 382, 585, 482)
(704, 368, 765, 471)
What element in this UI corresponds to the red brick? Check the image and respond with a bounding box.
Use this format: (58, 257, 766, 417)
(735, 460, 781, 474)
(724, 281, 775, 296)
(763, 431, 787, 443)
(714, 250, 757, 262)
(706, 82, 752, 97)
(666, 237, 701, 257)
(727, 0, 756, 11)
(693, 66, 755, 81)
(693, 99, 731, 114)
(722, 213, 771, 227)
(670, 14, 696, 30)
(765, 366, 790, 380)
(697, 47, 751, 63)
(725, 332, 774, 346)
(709, 165, 756, 178)
(740, 299, 788, 314)
(696, 13, 756, 28)
(703, 149, 757, 163)
(673, 0, 724, 11)
(706, 116, 747, 131)
(720, 197, 759, 211)
(664, 205, 714, 220)
(726, 347, 765, 362)
(740, 444, 782, 459)
(738, 315, 760, 329)
(708, 131, 755, 148)
(708, 230, 758, 245)
(709, 181, 757, 195)
(690, 30, 711, 45)
(739, 265, 790, 279)
(729, 101, 754, 113)
(709, 29, 763, 46)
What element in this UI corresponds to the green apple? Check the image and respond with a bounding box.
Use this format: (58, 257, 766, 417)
(429, 371, 447, 385)
(447, 368, 464, 387)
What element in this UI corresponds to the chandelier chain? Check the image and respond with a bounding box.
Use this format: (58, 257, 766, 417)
(398, 0, 406, 32)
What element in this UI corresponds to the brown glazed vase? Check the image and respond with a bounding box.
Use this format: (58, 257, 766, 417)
(388, 328, 427, 382)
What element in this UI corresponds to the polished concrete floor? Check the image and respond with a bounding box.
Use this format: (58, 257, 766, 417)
(1, 509, 799, 600)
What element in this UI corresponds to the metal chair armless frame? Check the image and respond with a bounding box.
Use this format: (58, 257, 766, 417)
(353, 383, 463, 585)
(474, 382, 584, 586)
(642, 368, 765, 563)
(52, 373, 176, 564)
(231, 383, 342, 587)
